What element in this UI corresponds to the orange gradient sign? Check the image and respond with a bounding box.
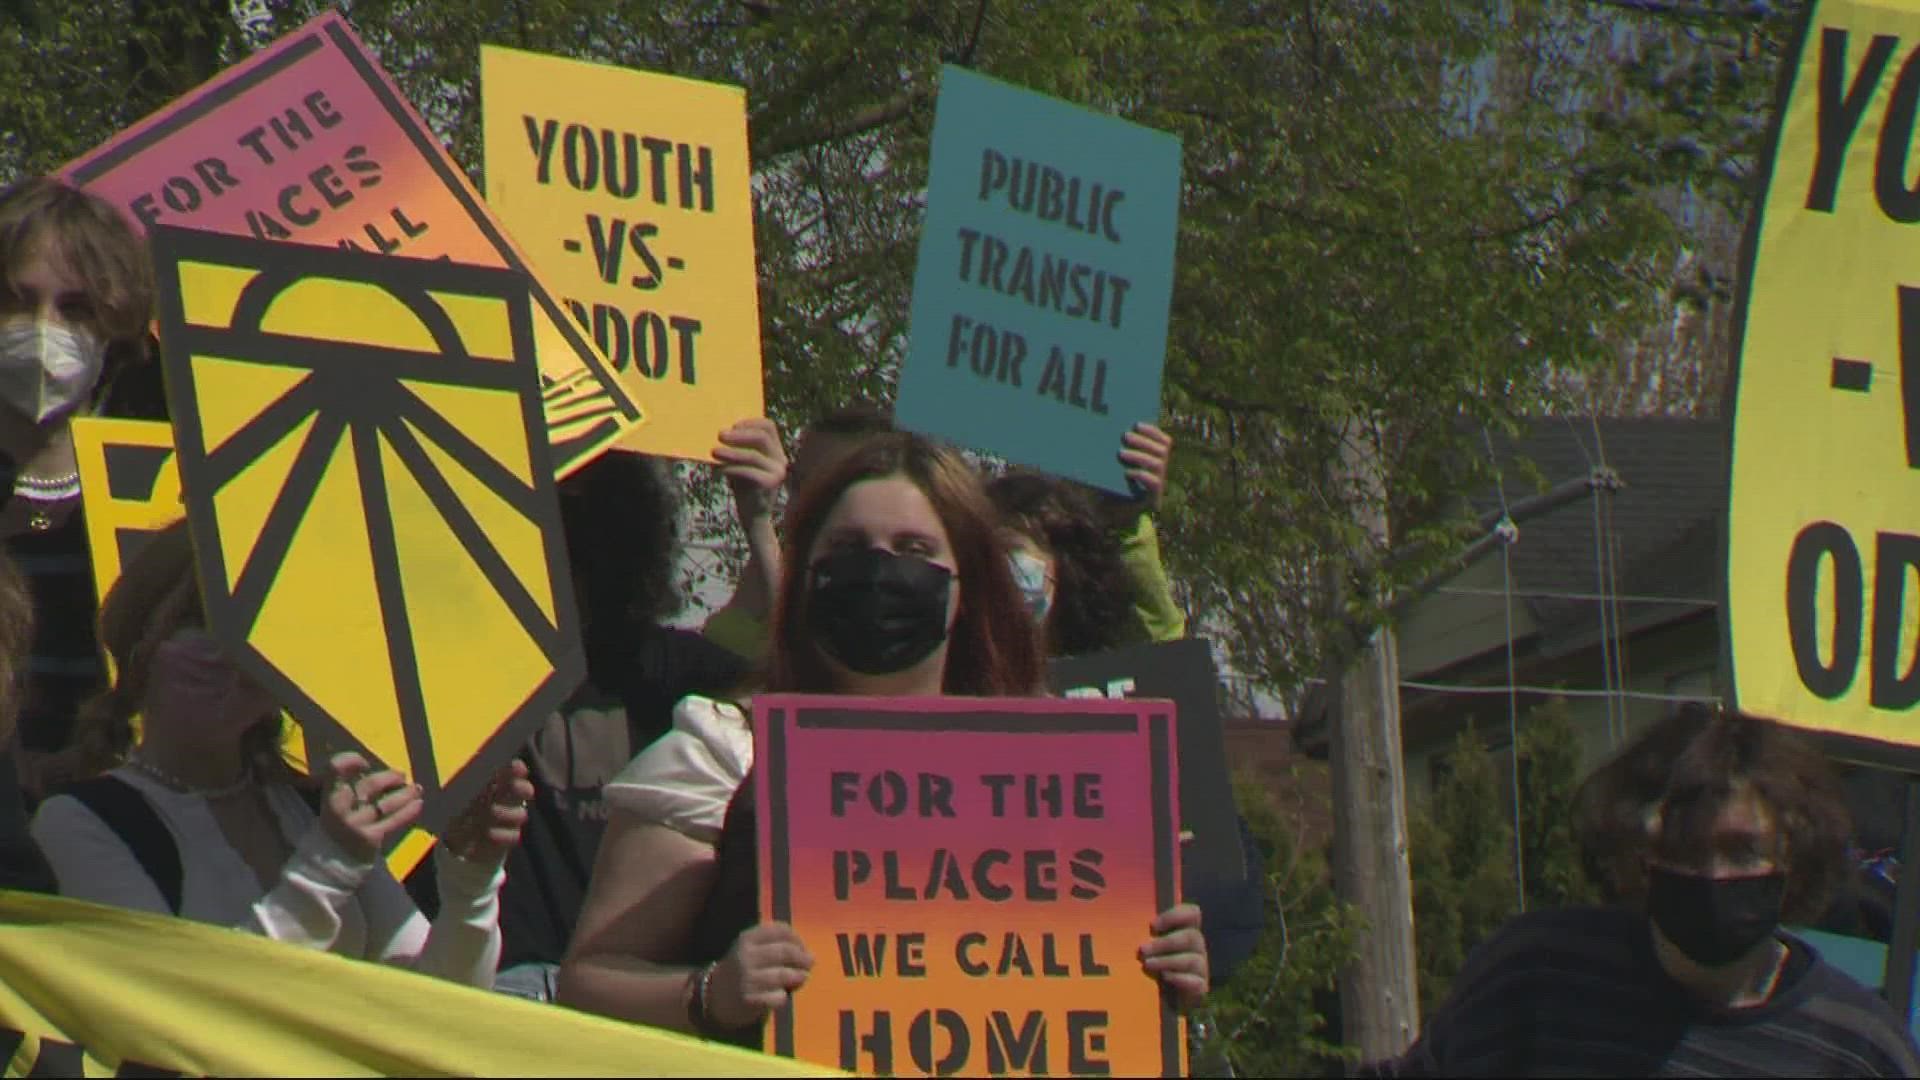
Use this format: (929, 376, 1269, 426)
(754, 695, 1185, 1078)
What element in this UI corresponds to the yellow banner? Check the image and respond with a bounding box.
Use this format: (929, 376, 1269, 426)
(1727, 0, 1920, 748)
(481, 46, 765, 462)
(0, 891, 837, 1077)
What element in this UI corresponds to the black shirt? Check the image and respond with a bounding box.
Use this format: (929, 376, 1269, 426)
(1373, 905, 1920, 1077)
(492, 626, 748, 968)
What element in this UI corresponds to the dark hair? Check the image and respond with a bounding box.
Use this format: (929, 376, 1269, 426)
(767, 432, 1043, 697)
(0, 553, 32, 750)
(988, 468, 1144, 657)
(559, 450, 682, 682)
(51, 520, 297, 791)
(1574, 704, 1851, 923)
(807, 402, 894, 439)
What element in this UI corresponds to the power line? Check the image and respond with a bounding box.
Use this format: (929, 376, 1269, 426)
(1398, 679, 1719, 705)
(1432, 584, 1715, 607)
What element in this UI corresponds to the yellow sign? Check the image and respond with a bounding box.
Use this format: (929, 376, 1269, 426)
(481, 45, 764, 462)
(71, 418, 182, 608)
(68, 418, 454, 875)
(0, 891, 839, 1077)
(1727, 0, 1920, 749)
(148, 225, 586, 842)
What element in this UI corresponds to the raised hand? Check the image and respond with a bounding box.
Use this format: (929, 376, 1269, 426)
(714, 417, 789, 524)
(441, 759, 534, 867)
(320, 751, 423, 863)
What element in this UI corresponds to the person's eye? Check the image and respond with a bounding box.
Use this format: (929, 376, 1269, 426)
(899, 538, 936, 558)
(57, 296, 95, 323)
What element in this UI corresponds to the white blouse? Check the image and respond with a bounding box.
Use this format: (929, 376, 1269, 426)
(604, 696, 752, 845)
(31, 767, 503, 988)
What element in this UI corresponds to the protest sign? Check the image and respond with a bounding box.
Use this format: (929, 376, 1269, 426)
(148, 225, 584, 844)
(755, 694, 1184, 1077)
(60, 9, 642, 477)
(1050, 638, 1244, 894)
(1724, 0, 1920, 753)
(70, 418, 181, 608)
(0, 891, 837, 1077)
(895, 66, 1181, 494)
(481, 45, 763, 462)
(68, 417, 435, 855)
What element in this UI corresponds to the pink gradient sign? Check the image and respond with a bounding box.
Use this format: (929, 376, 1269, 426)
(754, 694, 1185, 1077)
(59, 9, 639, 475)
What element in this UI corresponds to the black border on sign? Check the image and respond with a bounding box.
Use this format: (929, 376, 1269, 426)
(64, 11, 641, 473)
(766, 705, 795, 1058)
(760, 698, 1182, 1076)
(1148, 712, 1181, 1078)
(70, 35, 326, 183)
(1716, 5, 1815, 718)
(147, 223, 586, 842)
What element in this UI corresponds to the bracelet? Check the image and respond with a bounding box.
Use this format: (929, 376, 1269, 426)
(684, 962, 722, 1037)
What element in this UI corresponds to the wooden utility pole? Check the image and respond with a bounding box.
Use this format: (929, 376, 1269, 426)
(1327, 425, 1420, 1064)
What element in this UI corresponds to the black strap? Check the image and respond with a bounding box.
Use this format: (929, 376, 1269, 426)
(61, 776, 183, 915)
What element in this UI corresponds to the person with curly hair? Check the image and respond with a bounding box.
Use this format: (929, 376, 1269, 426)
(989, 423, 1185, 657)
(0, 178, 170, 798)
(1370, 705, 1919, 1077)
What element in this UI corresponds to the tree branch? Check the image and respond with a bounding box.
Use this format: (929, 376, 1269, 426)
(757, 86, 932, 160)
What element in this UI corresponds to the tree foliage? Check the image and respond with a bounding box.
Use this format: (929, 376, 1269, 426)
(0, 0, 1794, 697)
(1409, 698, 1600, 1013)
(1203, 768, 1356, 1078)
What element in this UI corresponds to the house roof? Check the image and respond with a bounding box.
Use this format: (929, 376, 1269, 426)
(1292, 415, 1727, 756)
(1480, 416, 1725, 654)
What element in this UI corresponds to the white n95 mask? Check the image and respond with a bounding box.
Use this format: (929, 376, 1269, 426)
(0, 315, 107, 423)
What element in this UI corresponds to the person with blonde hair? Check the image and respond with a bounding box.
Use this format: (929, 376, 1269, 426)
(31, 521, 531, 988)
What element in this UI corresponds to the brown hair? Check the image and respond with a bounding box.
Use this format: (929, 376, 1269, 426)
(1574, 704, 1851, 923)
(51, 520, 298, 791)
(0, 178, 154, 346)
(767, 432, 1044, 697)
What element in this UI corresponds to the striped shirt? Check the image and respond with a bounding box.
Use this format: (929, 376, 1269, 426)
(1372, 906, 1920, 1078)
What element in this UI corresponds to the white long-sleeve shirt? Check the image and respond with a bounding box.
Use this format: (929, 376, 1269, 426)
(30, 767, 503, 989)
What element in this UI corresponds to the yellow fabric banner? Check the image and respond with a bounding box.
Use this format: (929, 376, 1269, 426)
(0, 891, 838, 1077)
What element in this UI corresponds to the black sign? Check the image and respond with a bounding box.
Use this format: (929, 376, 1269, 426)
(1049, 637, 1246, 893)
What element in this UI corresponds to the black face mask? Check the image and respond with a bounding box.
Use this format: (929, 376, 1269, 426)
(806, 547, 954, 676)
(1646, 865, 1785, 967)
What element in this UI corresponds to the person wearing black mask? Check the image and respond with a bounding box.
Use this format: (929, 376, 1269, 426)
(556, 433, 1210, 1042)
(1368, 705, 1919, 1077)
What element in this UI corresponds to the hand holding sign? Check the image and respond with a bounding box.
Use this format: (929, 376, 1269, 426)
(442, 758, 535, 867)
(714, 416, 789, 523)
(897, 67, 1182, 495)
(321, 751, 424, 863)
(709, 922, 817, 1031)
(1139, 902, 1209, 1009)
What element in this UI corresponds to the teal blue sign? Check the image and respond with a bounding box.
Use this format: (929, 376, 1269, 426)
(896, 65, 1182, 494)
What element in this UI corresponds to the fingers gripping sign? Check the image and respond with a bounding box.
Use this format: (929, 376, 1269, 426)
(713, 416, 789, 519)
(321, 751, 424, 864)
(442, 759, 535, 867)
(704, 922, 816, 1031)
